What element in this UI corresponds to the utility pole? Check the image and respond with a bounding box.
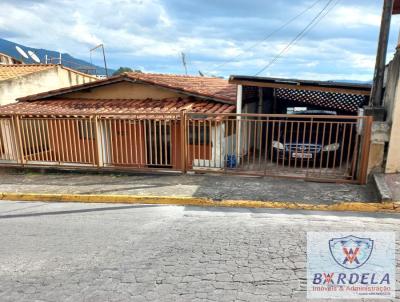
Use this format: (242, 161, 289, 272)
(370, 0, 394, 109)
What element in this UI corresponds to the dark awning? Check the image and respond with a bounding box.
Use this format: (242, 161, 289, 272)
(229, 75, 371, 96)
(394, 0, 400, 14)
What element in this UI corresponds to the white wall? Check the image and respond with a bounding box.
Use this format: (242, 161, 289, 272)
(383, 50, 400, 173)
(193, 124, 226, 169)
(0, 66, 96, 105)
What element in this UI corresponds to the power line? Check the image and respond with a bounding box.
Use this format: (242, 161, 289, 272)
(254, 0, 334, 76)
(292, 0, 341, 48)
(254, 0, 338, 76)
(210, 0, 325, 72)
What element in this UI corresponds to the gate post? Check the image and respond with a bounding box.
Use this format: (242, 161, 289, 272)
(358, 116, 373, 185)
(180, 112, 187, 173)
(8, 115, 24, 165)
(94, 115, 104, 168)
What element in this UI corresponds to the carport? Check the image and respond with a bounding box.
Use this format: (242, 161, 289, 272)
(199, 76, 373, 183)
(229, 76, 371, 116)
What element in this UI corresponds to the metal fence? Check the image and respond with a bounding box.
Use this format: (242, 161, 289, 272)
(96, 114, 182, 169)
(0, 117, 19, 163)
(0, 113, 183, 172)
(185, 113, 372, 183)
(0, 112, 372, 184)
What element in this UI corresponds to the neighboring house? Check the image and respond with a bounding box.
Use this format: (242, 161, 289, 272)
(0, 64, 97, 106)
(0, 52, 23, 65)
(0, 72, 236, 171)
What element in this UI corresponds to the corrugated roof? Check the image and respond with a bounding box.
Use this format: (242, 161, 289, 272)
(229, 75, 371, 96)
(0, 64, 56, 81)
(18, 72, 237, 104)
(0, 98, 236, 116)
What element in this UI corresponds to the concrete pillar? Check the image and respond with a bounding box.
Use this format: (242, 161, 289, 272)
(95, 118, 105, 167)
(236, 85, 243, 165)
(211, 124, 225, 168)
(386, 112, 400, 172)
(368, 122, 390, 174)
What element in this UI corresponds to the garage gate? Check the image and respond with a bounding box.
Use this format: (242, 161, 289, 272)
(185, 112, 372, 184)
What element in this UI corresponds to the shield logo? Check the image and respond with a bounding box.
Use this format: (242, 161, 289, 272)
(329, 235, 374, 269)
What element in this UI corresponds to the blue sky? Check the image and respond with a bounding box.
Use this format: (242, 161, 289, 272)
(0, 0, 399, 81)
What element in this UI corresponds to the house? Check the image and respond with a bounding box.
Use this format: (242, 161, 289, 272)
(0, 64, 97, 106)
(0, 72, 236, 172)
(0, 71, 375, 183)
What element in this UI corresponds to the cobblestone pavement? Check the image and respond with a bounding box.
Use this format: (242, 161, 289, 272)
(0, 201, 398, 302)
(0, 169, 378, 204)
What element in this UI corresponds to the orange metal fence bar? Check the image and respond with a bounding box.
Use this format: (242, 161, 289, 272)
(0, 112, 373, 184)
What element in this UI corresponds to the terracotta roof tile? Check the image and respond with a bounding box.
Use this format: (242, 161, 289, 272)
(0, 64, 57, 81)
(18, 72, 237, 104)
(0, 98, 236, 116)
(125, 72, 237, 103)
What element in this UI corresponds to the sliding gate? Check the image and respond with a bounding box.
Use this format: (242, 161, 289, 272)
(185, 113, 372, 184)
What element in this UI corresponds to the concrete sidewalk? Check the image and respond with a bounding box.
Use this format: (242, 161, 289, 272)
(0, 169, 378, 205)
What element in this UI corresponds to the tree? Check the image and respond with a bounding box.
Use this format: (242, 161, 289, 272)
(112, 67, 134, 76)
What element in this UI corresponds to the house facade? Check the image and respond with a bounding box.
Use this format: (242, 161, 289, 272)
(0, 64, 97, 106)
(0, 72, 236, 172)
(0, 72, 376, 184)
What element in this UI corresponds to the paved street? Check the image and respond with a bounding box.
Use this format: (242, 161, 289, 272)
(0, 201, 398, 302)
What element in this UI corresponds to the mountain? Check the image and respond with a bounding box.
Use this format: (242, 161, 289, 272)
(330, 79, 372, 85)
(0, 38, 113, 76)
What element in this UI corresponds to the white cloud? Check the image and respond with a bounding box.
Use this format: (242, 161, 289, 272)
(0, 0, 394, 81)
(70, 12, 102, 46)
(327, 6, 381, 28)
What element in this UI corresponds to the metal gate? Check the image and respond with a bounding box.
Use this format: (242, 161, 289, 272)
(185, 113, 372, 184)
(0, 112, 373, 184)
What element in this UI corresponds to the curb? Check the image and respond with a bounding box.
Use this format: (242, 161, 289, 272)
(372, 173, 393, 202)
(0, 193, 399, 213)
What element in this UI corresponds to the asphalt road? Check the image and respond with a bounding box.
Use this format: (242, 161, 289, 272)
(0, 201, 398, 302)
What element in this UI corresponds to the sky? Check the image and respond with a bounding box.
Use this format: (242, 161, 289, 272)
(0, 0, 399, 81)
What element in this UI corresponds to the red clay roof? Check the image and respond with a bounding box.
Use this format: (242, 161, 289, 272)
(0, 98, 236, 116)
(18, 72, 237, 104)
(125, 72, 237, 103)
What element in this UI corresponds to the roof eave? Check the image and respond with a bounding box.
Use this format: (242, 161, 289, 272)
(229, 75, 371, 96)
(18, 74, 236, 104)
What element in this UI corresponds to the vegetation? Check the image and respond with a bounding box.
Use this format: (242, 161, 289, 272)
(113, 67, 142, 76)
